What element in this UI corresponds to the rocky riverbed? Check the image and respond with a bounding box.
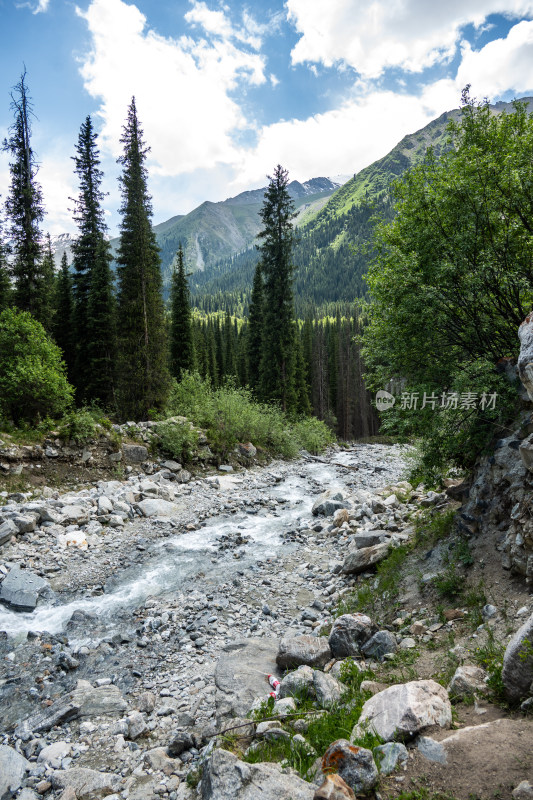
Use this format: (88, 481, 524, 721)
(1, 441, 532, 800)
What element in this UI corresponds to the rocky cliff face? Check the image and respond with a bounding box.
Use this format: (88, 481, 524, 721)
(461, 315, 533, 586)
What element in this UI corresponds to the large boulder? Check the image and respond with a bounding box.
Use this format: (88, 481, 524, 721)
(280, 665, 315, 699)
(0, 745, 29, 800)
(321, 740, 378, 794)
(448, 665, 488, 700)
(361, 630, 397, 661)
(277, 635, 332, 670)
(313, 671, 345, 707)
(342, 543, 391, 574)
(502, 611, 533, 702)
(51, 768, 120, 799)
(215, 638, 278, 722)
(312, 492, 347, 517)
(328, 614, 376, 658)
(0, 566, 52, 612)
(135, 499, 179, 517)
(355, 680, 452, 742)
(122, 444, 149, 463)
(518, 313, 533, 402)
(200, 748, 314, 799)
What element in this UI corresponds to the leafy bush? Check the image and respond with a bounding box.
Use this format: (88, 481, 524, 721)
(165, 372, 333, 459)
(156, 420, 198, 462)
(58, 408, 97, 443)
(0, 308, 74, 424)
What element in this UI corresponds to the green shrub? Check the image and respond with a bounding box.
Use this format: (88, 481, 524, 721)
(0, 308, 74, 424)
(164, 372, 333, 459)
(473, 630, 506, 702)
(156, 420, 198, 462)
(58, 408, 97, 443)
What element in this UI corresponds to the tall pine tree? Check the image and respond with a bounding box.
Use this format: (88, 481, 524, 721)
(53, 252, 74, 379)
(258, 165, 297, 412)
(3, 71, 48, 323)
(116, 98, 169, 419)
(0, 211, 11, 312)
(170, 244, 194, 380)
(246, 262, 263, 392)
(71, 115, 116, 405)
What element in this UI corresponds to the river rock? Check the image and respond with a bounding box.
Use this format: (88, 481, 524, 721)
(0, 745, 29, 800)
(355, 680, 452, 742)
(321, 740, 378, 794)
(373, 742, 408, 775)
(71, 680, 128, 717)
(448, 665, 488, 699)
(312, 492, 347, 517)
(0, 566, 51, 612)
(313, 670, 345, 706)
(200, 748, 314, 799)
(313, 774, 355, 799)
(513, 782, 533, 800)
(328, 614, 376, 658)
(280, 665, 315, 699)
(168, 730, 194, 757)
(122, 444, 149, 463)
(136, 498, 178, 517)
(61, 505, 89, 525)
(0, 518, 18, 545)
(215, 638, 278, 722)
(277, 635, 332, 669)
(38, 741, 71, 768)
(360, 630, 397, 661)
(51, 768, 120, 799)
(126, 710, 148, 740)
(502, 611, 533, 701)
(341, 543, 391, 574)
(349, 531, 389, 549)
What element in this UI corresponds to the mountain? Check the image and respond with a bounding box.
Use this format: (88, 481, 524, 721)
(191, 97, 533, 314)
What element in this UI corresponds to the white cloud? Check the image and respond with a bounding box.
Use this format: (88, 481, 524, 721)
(77, 0, 267, 176)
(15, 0, 50, 13)
(457, 19, 533, 96)
(286, 0, 533, 78)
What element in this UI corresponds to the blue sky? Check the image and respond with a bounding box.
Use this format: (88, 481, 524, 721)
(1, 0, 533, 236)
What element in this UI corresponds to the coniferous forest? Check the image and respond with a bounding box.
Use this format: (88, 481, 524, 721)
(0, 71, 376, 446)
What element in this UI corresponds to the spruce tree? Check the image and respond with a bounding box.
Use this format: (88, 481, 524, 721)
(3, 71, 46, 322)
(0, 213, 11, 312)
(257, 165, 297, 412)
(246, 262, 263, 392)
(39, 233, 56, 332)
(116, 98, 169, 419)
(71, 115, 116, 405)
(53, 252, 74, 378)
(223, 309, 236, 377)
(170, 244, 194, 380)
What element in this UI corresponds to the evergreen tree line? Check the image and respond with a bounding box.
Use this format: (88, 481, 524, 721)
(0, 75, 177, 420)
(187, 310, 377, 440)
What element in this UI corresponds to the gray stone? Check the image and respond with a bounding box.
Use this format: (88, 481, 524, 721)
(51, 768, 120, 799)
(355, 680, 452, 742)
(161, 459, 182, 471)
(136, 498, 178, 517)
(313, 670, 345, 707)
(215, 638, 278, 722)
(350, 531, 389, 549)
(416, 736, 447, 764)
(126, 711, 148, 740)
(312, 491, 346, 517)
(122, 444, 149, 463)
(97, 496, 114, 515)
(0, 519, 18, 546)
(11, 514, 36, 533)
(38, 741, 71, 768)
(513, 781, 533, 800)
(238, 443, 257, 458)
(273, 697, 297, 717)
(374, 742, 408, 775)
(277, 635, 332, 669)
(280, 665, 315, 699)
(70, 680, 128, 717)
(502, 611, 533, 701)
(200, 748, 314, 800)
(518, 313, 533, 402)
(448, 665, 488, 699)
(0, 566, 51, 612)
(168, 730, 194, 757)
(0, 745, 29, 800)
(61, 505, 89, 524)
(361, 630, 397, 661)
(321, 740, 378, 793)
(137, 691, 156, 713)
(328, 614, 376, 658)
(342, 543, 391, 574)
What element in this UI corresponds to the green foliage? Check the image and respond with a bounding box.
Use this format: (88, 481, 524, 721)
(363, 95, 531, 477)
(432, 566, 463, 600)
(165, 372, 333, 460)
(337, 545, 409, 621)
(170, 244, 194, 380)
(472, 630, 506, 702)
(116, 98, 169, 420)
(258, 165, 298, 413)
(414, 509, 455, 546)
(156, 419, 198, 462)
(53, 252, 75, 379)
(0, 307, 74, 424)
(58, 407, 98, 443)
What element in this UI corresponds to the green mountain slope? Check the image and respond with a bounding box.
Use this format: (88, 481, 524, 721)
(191, 98, 533, 314)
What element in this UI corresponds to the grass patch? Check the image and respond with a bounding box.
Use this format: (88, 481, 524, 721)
(414, 509, 455, 546)
(472, 629, 506, 703)
(337, 545, 410, 621)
